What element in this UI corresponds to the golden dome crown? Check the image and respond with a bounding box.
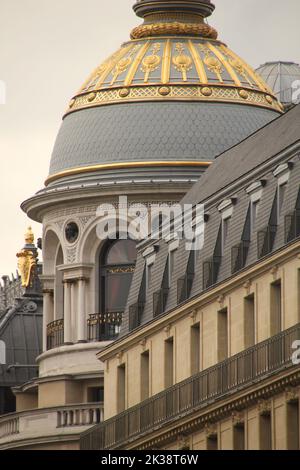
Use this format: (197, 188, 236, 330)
(65, 0, 282, 116)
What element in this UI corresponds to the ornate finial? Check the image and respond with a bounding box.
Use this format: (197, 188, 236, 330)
(25, 226, 34, 245)
(131, 0, 217, 40)
(133, 1, 215, 19)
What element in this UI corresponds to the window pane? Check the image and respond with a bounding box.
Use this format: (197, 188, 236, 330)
(106, 240, 137, 265)
(105, 272, 133, 311)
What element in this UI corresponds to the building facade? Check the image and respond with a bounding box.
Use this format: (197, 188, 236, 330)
(0, 0, 295, 450)
(81, 105, 300, 450)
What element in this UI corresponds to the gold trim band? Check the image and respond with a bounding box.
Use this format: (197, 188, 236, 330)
(45, 161, 211, 186)
(66, 84, 282, 116)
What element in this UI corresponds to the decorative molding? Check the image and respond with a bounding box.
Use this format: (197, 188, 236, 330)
(164, 325, 171, 337)
(130, 22, 218, 40)
(270, 265, 279, 280)
(246, 180, 266, 195)
(273, 161, 293, 178)
(65, 84, 281, 119)
(243, 279, 252, 295)
(45, 161, 211, 186)
(257, 399, 271, 416)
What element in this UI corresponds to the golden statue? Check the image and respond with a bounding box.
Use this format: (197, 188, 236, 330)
(17, 227, 37, 288)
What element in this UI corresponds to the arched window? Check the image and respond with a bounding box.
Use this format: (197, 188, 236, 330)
(100, 239, 137, 315)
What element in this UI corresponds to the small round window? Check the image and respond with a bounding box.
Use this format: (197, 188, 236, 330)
(65, 222, 79, 244)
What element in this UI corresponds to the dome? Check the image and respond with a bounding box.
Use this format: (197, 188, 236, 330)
(256, 61, 300, 108)
(47, 0, 282, 187)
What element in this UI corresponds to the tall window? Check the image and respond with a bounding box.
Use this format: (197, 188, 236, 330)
(251, 199, 260, 233)
(278, 182, 288, 219)
(221, 217, 230, 255)
(164, 337, 174, 388)
(244, 294, 255, 348)
(270, 280, 282, 335)
(100, 239, 137, 315)
(217, 308, 228, 361)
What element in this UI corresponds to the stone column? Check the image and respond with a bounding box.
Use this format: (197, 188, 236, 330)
(63, 281, 72, 344)
(43, 289, 54, 352)
(77, 277, 87, 343)
(70, 281, 76, 342)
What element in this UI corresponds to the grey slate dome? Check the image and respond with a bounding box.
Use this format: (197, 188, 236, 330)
(46, 0, 282, 187)
(256, 61, 300, 107)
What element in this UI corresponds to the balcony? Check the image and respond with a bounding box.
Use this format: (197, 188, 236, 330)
(129, 302, 145, 331)
(46, 319, 64, 350)
(257, 224, 277, 259)
(285, 209, 300, 243)
(87, 312, 122, 342)
(80, 322, 300, 450)
(202, 255, 222, 290)
(231, 240, 250, 274)
(153, 288, 169, 317)
(0, 402, 103, 449)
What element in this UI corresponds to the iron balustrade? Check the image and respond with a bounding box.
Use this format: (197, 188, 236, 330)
(177, 273, 194, 304)
(80, 322, 300, 450)
(153, 287, 169, 317)
(203, 255, 222, 290)
(257, 224, 277, 259)
(129, 302, 145, 331)
(285, 209, 300, 243)
(87, 312, 123, 341)
(46, 320, 64, 350)
(231, 240, 250, 274)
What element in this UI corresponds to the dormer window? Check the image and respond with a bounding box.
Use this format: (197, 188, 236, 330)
(167, 238, 179, 287)
(251, 200, 259, 233)
(246, 180, 266, 235)
(221, 217, 230, 256)
(218, 198, 235, 255)
(142, 245, 157, 292)
(273, 162, 293, 219)
(278, 182, 288, 218)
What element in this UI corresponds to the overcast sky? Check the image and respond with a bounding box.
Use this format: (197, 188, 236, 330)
(0, 0, 299, 277)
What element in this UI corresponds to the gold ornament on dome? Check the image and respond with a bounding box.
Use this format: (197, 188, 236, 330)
(158, 86, 171, 96)
(201, 87, 212, 97)
(200, 45, 223, 82)
(265, 95, 273, 104)
(110, 45, 141, 86)
(141, 43, 161, 83)
(239, 89, 249, 100)
(172, 43, 193, 81)
(130, 22, 218, 40)
(87, 92, 96, 102)
(16, 227, 37, 288)
(119, 88, 130, 98)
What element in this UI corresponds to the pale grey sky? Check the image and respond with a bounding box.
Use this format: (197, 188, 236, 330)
(0, 0, 299, 277)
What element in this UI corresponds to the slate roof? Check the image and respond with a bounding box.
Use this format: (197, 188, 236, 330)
(49, 102, 278, 180)
(120, 104, 300, 336)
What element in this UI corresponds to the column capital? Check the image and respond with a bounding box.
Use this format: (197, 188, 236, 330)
(43, 288, 54, 295)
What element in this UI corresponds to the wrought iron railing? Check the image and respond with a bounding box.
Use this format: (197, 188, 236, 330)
(153, 287, 169, 317)
(231, 240, 250, 274)
(285, 209, 300, 243)
(257, 224, 277, 259)
(80, 322, 300, 450)
(129, 302, 145, 331)
(203, 255, 222, 290)
(46, 319, 64, 350)
(87, 312, 123, 342)
(177, 273, 194, 304)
